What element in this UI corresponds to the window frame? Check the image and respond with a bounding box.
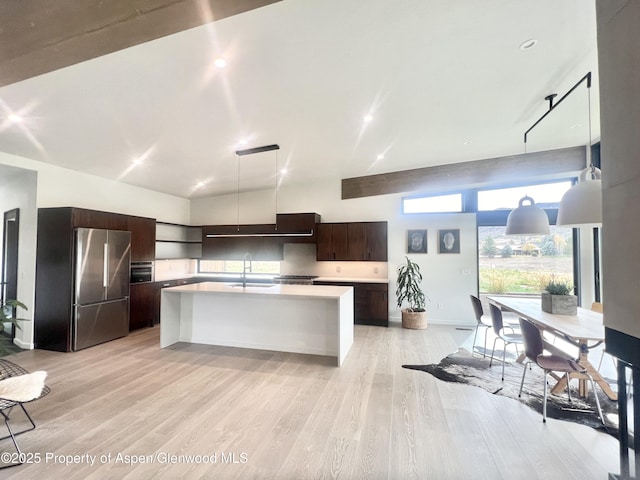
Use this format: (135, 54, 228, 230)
(401, 191, 464, 215)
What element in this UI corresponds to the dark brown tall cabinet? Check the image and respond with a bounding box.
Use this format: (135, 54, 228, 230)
(126, 215, 157, 330)
(34, 207, 156, 351)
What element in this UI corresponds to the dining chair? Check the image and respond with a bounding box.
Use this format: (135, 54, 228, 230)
(517, 317, 604, 424)
(470, 295, 520, 357)
(488, 303, 523, 381)
(0, 360, 50, 469)
(470, 295, 492, 357)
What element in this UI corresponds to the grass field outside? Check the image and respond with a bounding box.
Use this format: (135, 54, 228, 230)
(479, 255, 573, 294)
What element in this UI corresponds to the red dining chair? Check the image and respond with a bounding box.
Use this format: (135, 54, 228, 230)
(518, 317, 604, 424)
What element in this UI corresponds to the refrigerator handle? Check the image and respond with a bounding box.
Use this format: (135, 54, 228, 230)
(103, 243, 109, 288)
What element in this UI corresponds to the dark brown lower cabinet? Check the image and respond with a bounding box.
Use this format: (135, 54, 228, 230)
(129, 282, 157, 330)
(315, 281, 389, 327)
(356, 283, 389, 327)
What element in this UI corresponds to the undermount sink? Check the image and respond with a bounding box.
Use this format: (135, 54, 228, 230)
(228, 283, 276, 288)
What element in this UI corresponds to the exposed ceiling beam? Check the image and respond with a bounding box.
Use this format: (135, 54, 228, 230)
(0, 0, 282, 87)
(341, 146, 587, 199)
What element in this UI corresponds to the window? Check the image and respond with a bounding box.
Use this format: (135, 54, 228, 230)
(199, 260, 280, 275)
(477, 181, 572, 211)
(478, 225, 574, 295)
(477, 181, 575, 296)
(402, 193, 463, 214)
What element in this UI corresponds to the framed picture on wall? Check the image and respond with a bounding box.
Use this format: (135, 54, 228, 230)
(438, 229, 460, 254)
(407, 229, 427, 253)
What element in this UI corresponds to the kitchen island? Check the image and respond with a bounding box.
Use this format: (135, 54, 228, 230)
(160, 282, 354, 366)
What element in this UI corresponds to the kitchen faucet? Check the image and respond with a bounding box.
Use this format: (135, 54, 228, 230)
(242, 252, 252, 288)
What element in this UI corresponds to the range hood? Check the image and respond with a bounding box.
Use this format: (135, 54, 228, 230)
(204, 213, 320, 239)
(205, 231, 313, 238)
(205, 230, 314, 238)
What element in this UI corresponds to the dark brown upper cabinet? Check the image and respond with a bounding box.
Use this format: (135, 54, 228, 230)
(316, 221, 387, 261)
(365, 221, 388, 261)
(127, 215, 156, 261)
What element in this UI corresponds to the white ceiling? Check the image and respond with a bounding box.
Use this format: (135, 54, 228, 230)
(0, 0, 598, 199)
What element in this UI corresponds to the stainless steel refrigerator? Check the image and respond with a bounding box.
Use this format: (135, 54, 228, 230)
(73, 228, 131, 351)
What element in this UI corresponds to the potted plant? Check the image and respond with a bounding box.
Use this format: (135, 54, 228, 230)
(396, 256, 429, 329)
(0, 299, 28, 357)
(541, 276, 577, 315)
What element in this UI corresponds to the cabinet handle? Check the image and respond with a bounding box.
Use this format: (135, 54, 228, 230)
(162, 283, 171, 287)
(103, 243, 109, 288)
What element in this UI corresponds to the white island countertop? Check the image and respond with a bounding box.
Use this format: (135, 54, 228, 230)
(163, 281, 353, 299)
(160, 282, 355, 366)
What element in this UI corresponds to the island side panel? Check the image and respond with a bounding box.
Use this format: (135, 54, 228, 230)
(338, 288, 354, 366)
(186, 293, 340, 358)
(160, 290, 182, 347)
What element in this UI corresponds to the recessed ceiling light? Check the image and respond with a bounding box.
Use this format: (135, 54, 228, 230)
(377, 154, 385, 160)
(519, 39, 538, 50)
(196, 181, 206, 188)
(280, 168, 288, 175)
(463, 140, 473, 145)
(132, 158, 144, 165)
(8, 114, 23, 123)
(214, 58, 227, 68)
(363, 114, 374, 123)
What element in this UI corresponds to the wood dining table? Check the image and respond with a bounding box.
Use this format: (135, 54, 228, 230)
(486, 295, 617, 401)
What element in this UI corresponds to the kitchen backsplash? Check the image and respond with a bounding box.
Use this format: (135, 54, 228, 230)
(155, 244, 388, 280)
(280, 244, 388, 279)
(155, 258, 198, 280)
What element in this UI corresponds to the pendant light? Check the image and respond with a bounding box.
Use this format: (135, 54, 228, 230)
(235, 144, 280, 231)
(205, 144, 313, 238)
(505, 195, 550, 235)
(513, 72, 599, 233)
(556, 75, 602, 227)
(506, 113, 551, 235)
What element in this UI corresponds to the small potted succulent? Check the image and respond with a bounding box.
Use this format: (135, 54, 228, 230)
(396, 257, 429, 329)
(541, 276, 577, 315)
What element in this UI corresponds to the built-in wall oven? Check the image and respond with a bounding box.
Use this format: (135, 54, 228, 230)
(130, 261, 154, 283)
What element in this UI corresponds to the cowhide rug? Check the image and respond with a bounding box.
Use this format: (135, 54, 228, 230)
(403, 347, 624, 440)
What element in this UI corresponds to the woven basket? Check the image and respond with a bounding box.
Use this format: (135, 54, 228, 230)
(402, 309, 427, 329)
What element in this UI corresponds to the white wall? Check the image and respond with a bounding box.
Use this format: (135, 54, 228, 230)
(0, 152, 190, 223)
(0, 165, 38, 348)
(596, 0, 640, 338)
(191, 178, 479, 326)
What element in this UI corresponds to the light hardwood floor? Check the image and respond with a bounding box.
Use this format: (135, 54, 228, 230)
(1, 322, 619, 479)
